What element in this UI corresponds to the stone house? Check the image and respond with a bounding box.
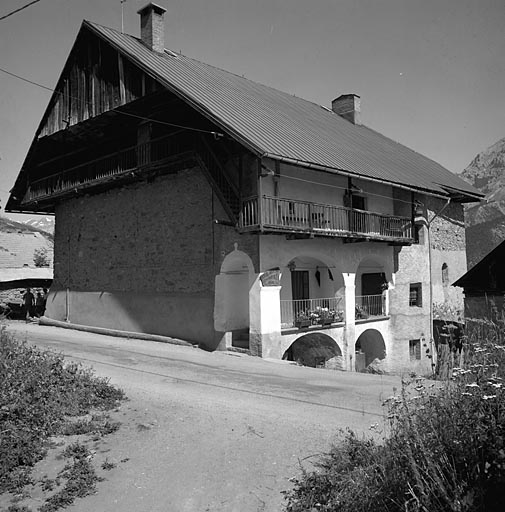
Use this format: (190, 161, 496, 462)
(6, 3, 482, 373)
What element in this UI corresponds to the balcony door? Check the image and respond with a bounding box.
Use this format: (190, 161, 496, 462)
(291, 270, 309, 301)
(361, 272, 386, 315)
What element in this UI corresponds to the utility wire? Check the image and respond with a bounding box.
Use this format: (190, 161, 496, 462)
(0, 0, 41, 21)
(0, 66, 224, 136)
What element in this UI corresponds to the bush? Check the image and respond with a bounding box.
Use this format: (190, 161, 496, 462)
(0, 327, 125, 492)
(284, 329, 505, 512)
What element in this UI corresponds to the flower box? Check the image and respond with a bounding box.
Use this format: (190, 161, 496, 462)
(295, 319, 311, 329)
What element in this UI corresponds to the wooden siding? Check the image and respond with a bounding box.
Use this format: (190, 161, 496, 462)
(39, 30, 161, 138)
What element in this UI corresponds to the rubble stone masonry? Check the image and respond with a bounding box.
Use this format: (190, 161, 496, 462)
(48, 166, 257, 348)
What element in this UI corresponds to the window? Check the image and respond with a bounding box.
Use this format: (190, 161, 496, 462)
(409, 283, 422, 307)
(442, 263, 449, 286)
(351, 194, 366, 211)
(409, 339, 421, 360)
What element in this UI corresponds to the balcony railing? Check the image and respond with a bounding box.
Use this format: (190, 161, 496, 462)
(355, 294, 386, 320)
(280, 297, 343, 330)
(240, 196, 413, 242)
(23, 133, 195, 204)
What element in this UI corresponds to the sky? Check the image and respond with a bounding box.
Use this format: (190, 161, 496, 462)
(1, 0, 504, 220)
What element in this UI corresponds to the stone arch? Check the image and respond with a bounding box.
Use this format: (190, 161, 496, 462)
(355, 329, 386, 372)
(282, 332, 343, 369)
(214, 246, 254, 332)
(280, 253, 343, 300)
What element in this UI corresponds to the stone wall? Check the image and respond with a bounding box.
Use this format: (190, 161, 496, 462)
(48, 166, 258, 348)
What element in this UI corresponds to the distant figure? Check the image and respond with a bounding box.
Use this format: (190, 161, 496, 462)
(35, 292, 45, 317)
(22, 288, 35, 321)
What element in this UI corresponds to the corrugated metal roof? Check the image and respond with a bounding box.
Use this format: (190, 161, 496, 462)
(85, 22, 481, 199)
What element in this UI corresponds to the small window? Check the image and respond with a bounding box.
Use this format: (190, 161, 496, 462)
(351, 194, 366, 210)
(409, 283, 422, 307)
(409, 339, 421, 360)
(442, 263, 449, 286)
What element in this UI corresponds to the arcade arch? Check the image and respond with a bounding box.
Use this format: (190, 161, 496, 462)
(282, 332, 343, 369)
(355, 329, 386, 372)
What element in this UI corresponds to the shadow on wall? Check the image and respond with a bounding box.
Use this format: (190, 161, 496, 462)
(282, 332, 342, 369)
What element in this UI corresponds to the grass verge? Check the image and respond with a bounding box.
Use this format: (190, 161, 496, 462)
(0, 325, 126, 510)
(284, 325, 505, 512)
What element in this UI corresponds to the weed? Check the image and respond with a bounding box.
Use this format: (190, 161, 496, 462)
(284, 325, 505, 512)
(0, 326, 125, 493)
(39, 443, 103, 512)
(101, 458, 116, 471)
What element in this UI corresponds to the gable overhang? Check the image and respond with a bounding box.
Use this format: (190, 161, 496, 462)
(262, 152, 484, 203)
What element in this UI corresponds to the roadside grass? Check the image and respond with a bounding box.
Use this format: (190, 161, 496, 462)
(0, 325, 126, 510)
(284, 323, 505, 512)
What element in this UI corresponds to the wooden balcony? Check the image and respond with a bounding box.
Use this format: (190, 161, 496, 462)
(240, 196, 414, 243)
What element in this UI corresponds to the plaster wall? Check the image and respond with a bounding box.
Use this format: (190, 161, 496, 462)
(260, 161, 394, 215)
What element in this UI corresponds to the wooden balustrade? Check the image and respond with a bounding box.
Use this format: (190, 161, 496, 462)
(240, 196, 413, 242)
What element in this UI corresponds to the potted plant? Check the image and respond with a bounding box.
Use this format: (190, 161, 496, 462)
(295, 312, 311, 329)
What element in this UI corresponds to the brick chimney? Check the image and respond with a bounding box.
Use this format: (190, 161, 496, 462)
(331, 94, 361, 125)
(137, 2, 167, 53)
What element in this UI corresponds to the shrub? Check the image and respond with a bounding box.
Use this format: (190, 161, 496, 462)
(0, 327, 125, 492)
(284, 328, 505, 512)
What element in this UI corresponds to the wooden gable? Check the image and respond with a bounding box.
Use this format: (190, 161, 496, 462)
(38, 26, 163, 138)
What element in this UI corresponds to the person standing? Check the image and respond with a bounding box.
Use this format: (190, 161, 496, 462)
(22, 288, 35, 321)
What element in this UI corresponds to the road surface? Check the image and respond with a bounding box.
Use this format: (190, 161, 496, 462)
(5, 321, 401, 512)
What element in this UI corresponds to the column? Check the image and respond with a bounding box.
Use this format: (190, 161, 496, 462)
(342, 272, 356, 371)
(249, 271, 282, 358)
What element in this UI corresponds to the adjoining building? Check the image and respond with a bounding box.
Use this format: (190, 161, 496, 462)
(453, 240, 505, 325)
(6, 3, 482, 372)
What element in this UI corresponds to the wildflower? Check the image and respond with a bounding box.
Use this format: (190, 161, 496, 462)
(483, 395, 496, 400)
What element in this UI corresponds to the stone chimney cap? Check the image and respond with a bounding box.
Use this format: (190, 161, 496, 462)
(137, 2, 167, 16)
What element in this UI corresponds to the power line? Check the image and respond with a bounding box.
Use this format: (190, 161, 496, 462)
(0, 0, 41, 21)
(0, 65, 224, 136)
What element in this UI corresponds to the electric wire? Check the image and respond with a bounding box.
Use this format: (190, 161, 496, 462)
(0, 0, 41, 21)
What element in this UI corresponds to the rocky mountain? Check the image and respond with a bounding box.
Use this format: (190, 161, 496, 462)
(460, 137, 505, 268)
(20, 216, 55, 235)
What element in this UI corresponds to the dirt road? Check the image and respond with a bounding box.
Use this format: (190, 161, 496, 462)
(6, 322, 401, 512)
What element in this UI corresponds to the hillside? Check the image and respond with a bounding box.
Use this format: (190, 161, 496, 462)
(0, 216, 54, 269)
(460, 137, 505, 268)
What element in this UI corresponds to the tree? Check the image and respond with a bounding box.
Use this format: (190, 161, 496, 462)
(33, 247, 50, 267)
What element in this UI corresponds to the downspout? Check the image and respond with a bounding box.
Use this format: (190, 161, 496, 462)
(426, 197, 451, 374)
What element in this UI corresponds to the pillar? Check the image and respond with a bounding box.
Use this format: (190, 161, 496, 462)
(249, 272, 282, 358)
(342, 272, 356, 371)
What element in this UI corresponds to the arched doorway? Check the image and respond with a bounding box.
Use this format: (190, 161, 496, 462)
(355, 329, 386, 372)
(282, 333, 343, 369)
